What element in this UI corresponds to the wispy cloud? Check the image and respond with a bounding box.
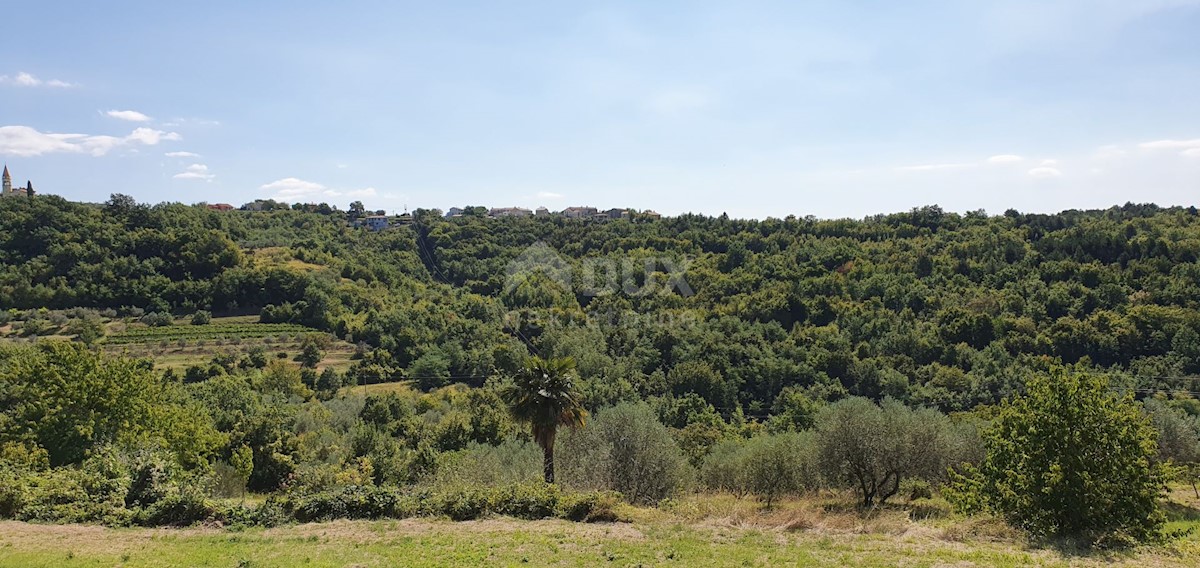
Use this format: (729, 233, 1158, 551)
(986, 154, 1023, 164)
(536, 191, 564, 199)
(1028, 167, 1063, 178)
(260, 177, 378, 201)
(1138, 138, 1200, 150)
(0, 125, 181, 157)
(0, 72, 74, 88)
(901, 154, 1050, 172)
(165, 151, 200, 158)
(106, 110, 152, 122)
(898, 163, 974, 172)
(173, 163, 214, 181)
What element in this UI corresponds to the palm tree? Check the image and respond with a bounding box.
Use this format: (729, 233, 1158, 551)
(500, 356, 587, 484)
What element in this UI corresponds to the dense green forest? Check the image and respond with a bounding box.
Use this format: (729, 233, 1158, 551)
(2, 194, 1199, 543)
(4, 195, 1200, 413)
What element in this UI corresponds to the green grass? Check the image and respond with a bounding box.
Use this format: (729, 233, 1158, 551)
(1, 517, 1196, 568)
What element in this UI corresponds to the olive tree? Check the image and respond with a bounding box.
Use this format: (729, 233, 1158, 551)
(815, 397, 956, 507)
(558, 402, 689, 504)
(702, 432, 817, 508)
(1143, 398, 1200, 497)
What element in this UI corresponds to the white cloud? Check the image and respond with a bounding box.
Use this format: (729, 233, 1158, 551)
(259, 177, 379, 201)
(1028, 167, 1063, 178)
(898, 163, 973, 172)
(0, 125, 182, 157)
(1039, 159, 1059, 166)
(1183, 148, 1200, 158)
(536, 191, 564, 199)
(0, 72, 74, 88)
(125, 127, 180, 146)
(165, 151, 200, 158)
(173, 163, 214, 181)
(986, 154, 1023, 164)
(261, 177, 326, 199)
(1139, 138, 1200, 150)
(106, 110, 152, 122)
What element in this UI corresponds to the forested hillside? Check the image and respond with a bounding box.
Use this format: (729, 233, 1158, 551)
(3, 195, 1200, 416)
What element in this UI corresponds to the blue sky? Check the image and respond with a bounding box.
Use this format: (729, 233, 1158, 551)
(2, 1, 1199, 219)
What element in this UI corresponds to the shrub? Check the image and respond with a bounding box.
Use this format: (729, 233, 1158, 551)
(699, 438, 751, 498)
(190, 311, 212, 325)
(140, 312, 174, 327)
(558, 402, 690, 504)
(134, 486, 214, 526)
(701, 432, 817, 507)
(742, 432, 817, 508)
(950, 368, 1167, 546)
(431, 439, 541, 487)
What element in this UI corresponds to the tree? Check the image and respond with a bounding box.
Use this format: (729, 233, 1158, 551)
(190, 310, 212, 325)
(815, 397, 954, 507)
(231, 444, 254, 501)
(500, 356, 586, 484)
(298, 342, 323, 369)
(348, 201, 366, 219)
(1143, 398, 1200, 497)
(951, 368, 1167, 546)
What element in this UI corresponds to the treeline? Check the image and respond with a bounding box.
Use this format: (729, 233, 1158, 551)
(4, 196, 1200, 416)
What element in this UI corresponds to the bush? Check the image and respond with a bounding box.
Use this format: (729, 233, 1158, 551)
(950, 368, 1167, 546)
(700, 432, 817, 507)
(431, 439, 541, 487)
(190, 311, 212, 325)
(134, 486, 214, 526)
(558, 402, 690, 504)
(140, 312, 174, 327)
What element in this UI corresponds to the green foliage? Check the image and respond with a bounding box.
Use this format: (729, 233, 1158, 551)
(815, 397, 959, 507)
(701, 432, 817, 507)
(558, 402, 690, 504)
(190, 310, 212, 325)
(140, 311, 175, 327)
(0, 343, 220, 467)
(950, 368, 1168, 546)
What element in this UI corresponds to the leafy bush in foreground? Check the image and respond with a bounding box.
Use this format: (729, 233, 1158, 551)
(950, 369, 1167, 547)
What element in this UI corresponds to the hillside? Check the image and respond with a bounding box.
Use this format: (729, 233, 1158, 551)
(3, 195, 1200, 413)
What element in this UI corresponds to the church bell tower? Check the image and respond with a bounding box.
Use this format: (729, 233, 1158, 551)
(2, 165, 11, 195)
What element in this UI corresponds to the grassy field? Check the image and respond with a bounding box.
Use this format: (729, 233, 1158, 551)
(2, 492, 1199, 568)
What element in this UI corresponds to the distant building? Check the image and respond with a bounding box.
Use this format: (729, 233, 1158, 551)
(207, 203, 234, 211)
(604, 208, 630, 220)
(489, 207, 532, 218)
(1, 165, 33, 198)
(642, 210, 662, 220)
(561, 206, 597, 219)
(364, 215, 389, 231)
(535, 206, 550, 217)
(445, 207, 464, 218)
